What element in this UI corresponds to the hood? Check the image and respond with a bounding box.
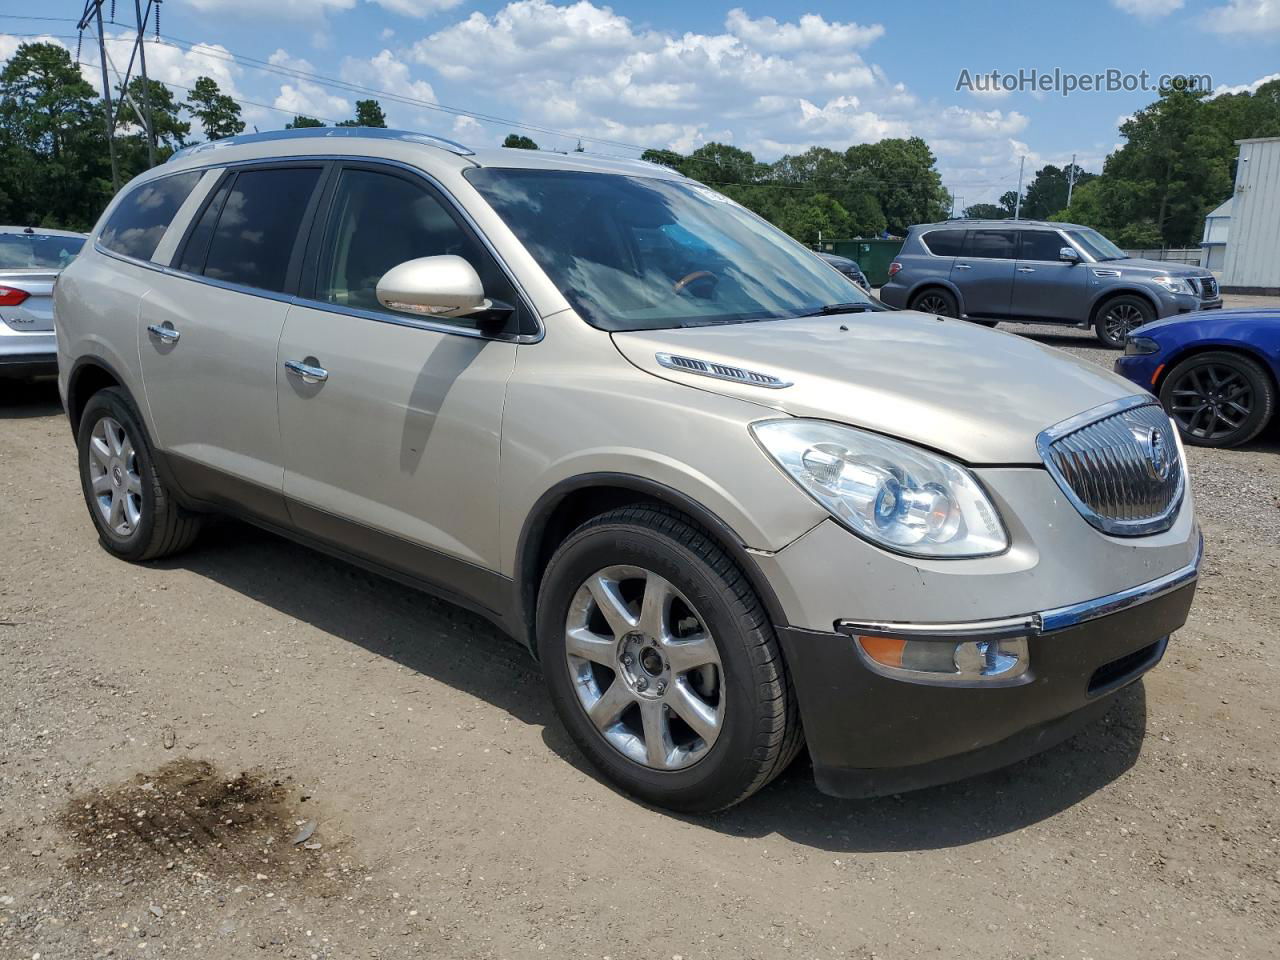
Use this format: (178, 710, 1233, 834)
(1142, 306, 1280, 336)
(1107, 258, 1208, 277)
(611, 311, 1144, 464)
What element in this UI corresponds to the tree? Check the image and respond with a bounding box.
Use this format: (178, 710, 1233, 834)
(963, 202, 1008, 220)
(502, 133, 538, 149)
(845, 138, 949, 235)
(286, 115, 325, 129)
(0, 41, 110, 229)
(185, 75, 244, 141)
(116, 76, 190, 169)
(1020, 163, 1096, 220)
(336, 99, 387, 128)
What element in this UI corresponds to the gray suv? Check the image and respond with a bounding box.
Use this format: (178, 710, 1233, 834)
(55, 129, 1200, 811)
(879, 220, 1223, 347)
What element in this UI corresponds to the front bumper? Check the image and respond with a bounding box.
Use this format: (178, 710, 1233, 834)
(1158, 291, 1222, 317)
(777, 535, 1201, 798)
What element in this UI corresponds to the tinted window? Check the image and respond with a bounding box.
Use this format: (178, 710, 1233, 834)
(922, 229, 965, 257)
(467, 168, 873, 332)
(1019, 230, 1067, 262)
(99, 171, 202, 261)
(964, 229, 1016, 260)
(0, 233, 84, 269)
(176, 178, 231, 275)
(314, 168, 515, 327)
(201, 167, 322, 293)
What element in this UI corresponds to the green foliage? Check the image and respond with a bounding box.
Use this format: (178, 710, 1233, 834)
(962, 202, 1008, 220)
(115, 76, 190, 174)
(286, 115, 325, 129)
(502, 133, 538, 149)
(336, 99, 387, 128)
(185, 76, 244, 141)
(1018, 163, 1095, 220)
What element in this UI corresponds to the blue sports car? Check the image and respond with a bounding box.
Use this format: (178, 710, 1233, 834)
(1115, 308, 1279, 448)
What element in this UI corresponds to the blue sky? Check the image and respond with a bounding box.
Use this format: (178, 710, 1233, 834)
(3, 0, 1278, 202)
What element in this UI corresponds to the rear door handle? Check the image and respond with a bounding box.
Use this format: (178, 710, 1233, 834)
(146, 323, 180, 343)
(1017, 267, 1036, 273)
(954, 263, 972, 270)
(284, 359, 329, 384)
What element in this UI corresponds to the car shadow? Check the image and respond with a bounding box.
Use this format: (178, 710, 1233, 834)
(0, 379, 62, 419)
(165, 519, 1146, 851)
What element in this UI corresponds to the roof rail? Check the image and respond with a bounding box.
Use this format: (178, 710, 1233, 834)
(168, 127, 475, 163)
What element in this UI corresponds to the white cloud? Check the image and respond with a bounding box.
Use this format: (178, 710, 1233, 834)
(372, 0, 465, 16)
(269, 49, 351, 120)
(1211, 71, 1280, 96)
(1111, 0, 1184, 17)
(338, 49, 438, 126)
(723, 8, 884, 51)
(185, 0, 460, 20)
(1204, 0, 1280, 34)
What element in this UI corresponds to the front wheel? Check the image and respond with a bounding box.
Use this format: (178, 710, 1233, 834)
(536, 505, 803, 812)
(1094, 295, 1154, 348)
(1159, 351, 1275, 448)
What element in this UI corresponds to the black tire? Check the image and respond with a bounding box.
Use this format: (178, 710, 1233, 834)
(909, 287, 958, 318)
(1159, 351, 1275, 448)
(77, 386, 202, 561)
(1093, 294, 1154, 348)
(536, 504, 803, 813)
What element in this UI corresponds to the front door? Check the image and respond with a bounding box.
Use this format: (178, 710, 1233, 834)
(138, 163, 326, 521)
(952, 228, 1016, 317)
(1009, 229, 1088, 320)
(277, 164, 521, 592)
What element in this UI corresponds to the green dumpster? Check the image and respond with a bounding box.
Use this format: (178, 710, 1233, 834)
(817, 238, 904, 287)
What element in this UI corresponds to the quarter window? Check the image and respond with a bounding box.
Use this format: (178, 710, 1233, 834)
(198, 167, 322, 293)
(963, 229, 1017, 260)
(313, 167, 516, 328)
(99, 171, 202, 262)
(1019, 231, 1068, 262)
(921, 229, 965, 257)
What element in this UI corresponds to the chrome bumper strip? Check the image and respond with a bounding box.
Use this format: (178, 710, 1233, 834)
(835, 532, 1203, 641)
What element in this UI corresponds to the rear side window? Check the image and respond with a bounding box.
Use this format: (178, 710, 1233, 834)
(964, 229, 1016, 260)
(1019, 230, 1067, 262)
(921, 229, 965, 257)
(197, 167, 322, 293)
(0, 233, 84, 269)
(99, 171, 202, 262)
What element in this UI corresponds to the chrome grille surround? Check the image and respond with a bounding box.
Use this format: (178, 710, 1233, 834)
(1036, 395, 1185, 537)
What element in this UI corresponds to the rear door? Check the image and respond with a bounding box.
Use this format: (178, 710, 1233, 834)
(1010, 229, 1087, 320)
(138, 163, 327, 520)
(952, 228, 1016, 317)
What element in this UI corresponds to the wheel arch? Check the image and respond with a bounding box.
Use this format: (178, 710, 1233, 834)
(1153, 341, 1280, 397)
(905, 279, 965, 314)
(514, 473, 791, 657)
(1089, 287, 1160, 326)
(65, 355, 131, 437)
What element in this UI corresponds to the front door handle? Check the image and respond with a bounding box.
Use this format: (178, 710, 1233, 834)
(1017, 267, 1036, 273)
(954, 263, 972, 270)
(284, 359, 329, 384)
(146, 322, 180, 343)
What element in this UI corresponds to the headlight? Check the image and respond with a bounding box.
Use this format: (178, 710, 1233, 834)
(1152, 276, 1194, 295)
(751, 420, 1008, 558)
(1124, 335, 1160, 356)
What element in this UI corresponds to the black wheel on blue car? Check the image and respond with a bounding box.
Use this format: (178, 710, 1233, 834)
(536, 504, 803, 812)
(1094, 294, 1154, 348)
(1159, 351, 1274, 448)
(910, 288, 958, 318)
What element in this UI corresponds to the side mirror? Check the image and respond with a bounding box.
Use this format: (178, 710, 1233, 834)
(376, 255, 507, 321)
(1059, 246, 1080, 264)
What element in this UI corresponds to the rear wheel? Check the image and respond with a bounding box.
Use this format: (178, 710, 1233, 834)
(910, 288, 958, 317)
(536, 505, 802, 812)
(77, 387, 202, 561)
(1094, 295, 1154, 348)
(1159, 351, 1274, 448)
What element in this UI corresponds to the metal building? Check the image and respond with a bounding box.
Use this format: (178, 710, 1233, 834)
(1199, 196, 1231, 272)
(1221, 136, 1280, 295)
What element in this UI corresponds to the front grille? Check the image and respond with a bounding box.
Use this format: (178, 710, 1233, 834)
(1037, 399, 1185, 536)
(1200, 276, 1218, 299)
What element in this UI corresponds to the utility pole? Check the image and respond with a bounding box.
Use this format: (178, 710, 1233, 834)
(1013, 154, 1025, 220)
(79, 0, 119, 192)
(1066, 152, 1077, 208)
(135, 0, 156, 167)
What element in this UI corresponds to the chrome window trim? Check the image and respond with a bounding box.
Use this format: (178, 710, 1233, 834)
(94, 154, 544, 344)
(836, 532, 1202, 640)
(1035, 394, 1186, 537)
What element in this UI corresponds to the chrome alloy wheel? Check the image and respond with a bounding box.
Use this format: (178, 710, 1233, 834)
(564, 565, 724, 771)
(87, 416, 143, 537)
(1104, 302, 1146, 342)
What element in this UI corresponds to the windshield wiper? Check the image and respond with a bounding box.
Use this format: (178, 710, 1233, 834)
(805, 302, 875, 316)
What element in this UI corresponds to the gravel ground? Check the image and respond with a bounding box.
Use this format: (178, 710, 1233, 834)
(1, 308, 1278, 960)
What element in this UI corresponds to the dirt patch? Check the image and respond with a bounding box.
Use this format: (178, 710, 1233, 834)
(59, 759, 348, 896)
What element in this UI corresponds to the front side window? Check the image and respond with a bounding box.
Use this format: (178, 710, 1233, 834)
(963, 229, 1017, 260)
(313, 167, 515, 327)
(0, 233, 84, 269)
(1019, 230, 1068, 262)
(1066, 228, 1126, 262)
(198, 167, 322, 293)
(466, 168, 872, 332)
(99, 171, 202, 262)
(921, 229, 965, 257)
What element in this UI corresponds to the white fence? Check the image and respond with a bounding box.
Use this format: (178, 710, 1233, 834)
(1123, 248, 1202, 266)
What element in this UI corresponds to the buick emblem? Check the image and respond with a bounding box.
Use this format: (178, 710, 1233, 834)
(1138, 426, 1172, 481)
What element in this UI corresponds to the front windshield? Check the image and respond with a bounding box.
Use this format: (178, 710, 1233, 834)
(466, 168, 874, 331)
(1066, 228, 1126, 262)
(0, 233, 85, 269)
